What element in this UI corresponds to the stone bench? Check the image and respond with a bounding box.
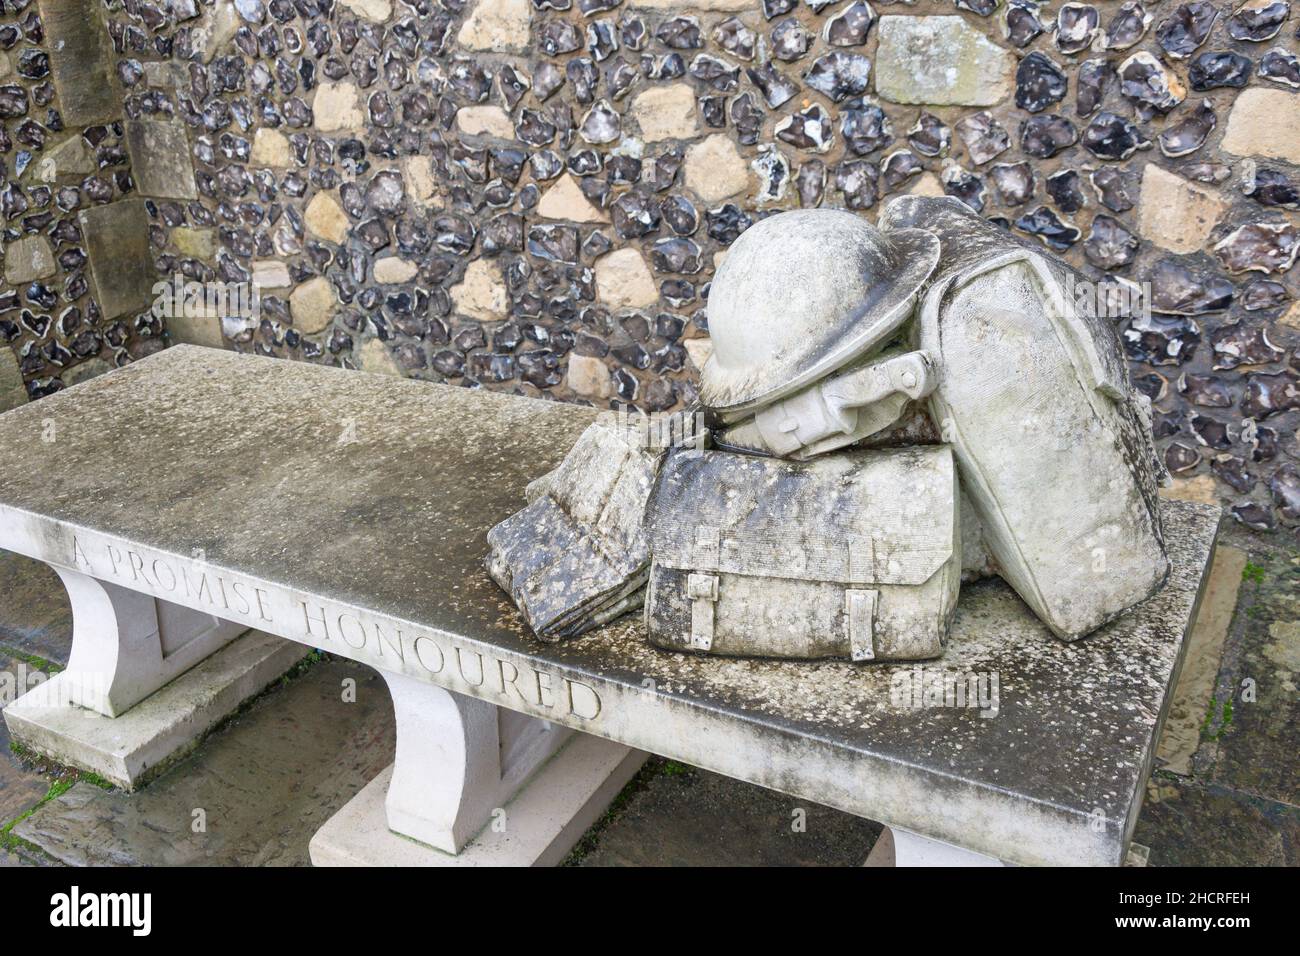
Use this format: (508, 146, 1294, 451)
(0, 346, 1220, 866)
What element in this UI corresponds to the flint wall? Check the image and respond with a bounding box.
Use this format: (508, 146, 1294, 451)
(0, 0, 1297, 532)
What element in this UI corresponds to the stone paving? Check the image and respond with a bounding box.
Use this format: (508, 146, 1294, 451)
(1, 518, 1296, 866)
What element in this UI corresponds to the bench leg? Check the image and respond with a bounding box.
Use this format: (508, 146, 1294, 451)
(2, 566, 308, 788)
(310, 674, 648, 866)
(864, 827, 1009, 867)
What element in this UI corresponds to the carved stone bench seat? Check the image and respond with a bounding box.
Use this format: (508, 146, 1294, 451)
(0, 346, 1220, 866)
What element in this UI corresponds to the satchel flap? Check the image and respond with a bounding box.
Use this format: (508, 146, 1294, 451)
(649, 446, 955, 586)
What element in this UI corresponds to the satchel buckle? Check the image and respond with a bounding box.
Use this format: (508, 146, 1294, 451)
(687, 572, 719, 651)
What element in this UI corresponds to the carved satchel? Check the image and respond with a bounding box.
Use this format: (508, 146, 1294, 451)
(645, 446, 961, 661)
(486, 418, 674, 642)
(880, 195, 1169, 641)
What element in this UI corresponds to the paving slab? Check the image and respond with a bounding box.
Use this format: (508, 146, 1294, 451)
(0, 548, 73, 667)
(14, 658, 394, 866)
(0, 654, 60, 824)
(1205, 536, 1300, 809)
(1133, 777, 1300, 867)
(573, 757, 881, 867)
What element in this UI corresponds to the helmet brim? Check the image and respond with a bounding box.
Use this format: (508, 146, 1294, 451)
(700, 227, 941, 416)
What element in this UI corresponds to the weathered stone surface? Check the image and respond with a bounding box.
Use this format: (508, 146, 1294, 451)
(172, 227, 217, 260)
(313, 81, 365, 132)
(630, 84, 700, 142)
(252, 259, 292, 289)
(684, 134, 751, 203)
(79, 200, 154, 320)
(1137, 163, 1229, 253)
(596, 247, 658, 309)
(3, 236, 56, 284)
(874, 16, 1016, 107)
(250, 128, 292, 167)
(632, 0, 750, 8)
(373, 257, 418, 284)
(451, 258, 508, 320)
(32, 135, 95, 182)
(457, 0, 531, 53)
(0, 349, 24, 413)
(304, 191, 350, 244)
(0, 657, 51, 822)
(38, 0, 119, 124)
(566, 353, 612, 399)
(1221, 88, 1300, 163)
(288, 276, 337, 334)
(456, 105, 516, 140)
(538, 175, 608, 222)
(62, 358, 114, 387)
(125, 119, 198, 200)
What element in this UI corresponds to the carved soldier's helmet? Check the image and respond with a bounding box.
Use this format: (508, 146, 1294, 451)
(700, 209, 940, 417)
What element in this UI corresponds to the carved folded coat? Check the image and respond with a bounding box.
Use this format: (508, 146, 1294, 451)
(645, 446, 961, 661)
(485, 419, 668, 642)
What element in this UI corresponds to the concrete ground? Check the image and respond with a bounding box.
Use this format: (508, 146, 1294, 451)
(1, 519, 1296, 866)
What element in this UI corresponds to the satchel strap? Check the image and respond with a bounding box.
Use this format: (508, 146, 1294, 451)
(846, 588, 878, 661)
(687, 572, 719, 651)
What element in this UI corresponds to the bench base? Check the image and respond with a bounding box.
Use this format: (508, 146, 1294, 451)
(3, 629, 309, 789)
(309, 733, 647, 867)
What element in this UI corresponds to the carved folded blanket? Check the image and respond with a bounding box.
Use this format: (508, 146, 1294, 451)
(486, 418, 673, 642)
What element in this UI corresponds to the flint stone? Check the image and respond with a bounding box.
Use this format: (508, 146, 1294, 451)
(80, 200, 154, 319)
(37, 0, 119, 125)
(874, 16, 1015, 107)
(126, 120, 198, 200)
(3, 235, 56, 284)
(1138, 164, 1228, 254)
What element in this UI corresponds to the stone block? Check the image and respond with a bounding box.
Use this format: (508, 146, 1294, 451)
(305, 191, 350, 244)
(32, 135, 95, 182)
(252, 259, 292, 290)
(289, 276, 337, 333)
(339, 0, 392, 20)
(356, 337, 404, 377)
(172, 226, 217, 260)
(537, 174, 608, 222)
(1137, 164, 1229, 254)
(630, 83, 700, 142)
(373, 257, 418, 283)
(167, 313, 224, 349)
(126, 119, 198, 200)
(37, 0, 119, 125)
(684, 134, 751, 204)
(451, 259, 508, 320)
(874, 15, 1015, 107)
(79, 199, 155, 320)
(313, 81, 365, 132)
(455, 105, 516, 140)
(4, 235, 56, 284)
(1221, 88, 1300, 164)
(457, 0, 532, 53)
(595, 247, 658, 309)
(566, 353, 611, 399)
(250, 127, 292, 167)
